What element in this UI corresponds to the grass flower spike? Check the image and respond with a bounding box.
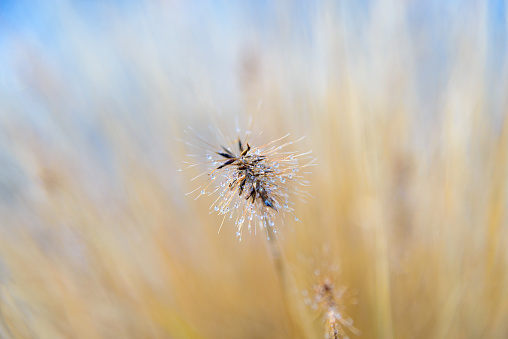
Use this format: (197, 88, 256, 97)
(184, 132, 313, 240)
(307, 276, 360, 339)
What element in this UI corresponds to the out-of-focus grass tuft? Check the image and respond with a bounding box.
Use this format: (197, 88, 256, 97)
(0, 1, 507, 338)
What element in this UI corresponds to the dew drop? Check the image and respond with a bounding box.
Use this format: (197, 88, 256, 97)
(288, 174, 293, 179)
(292, 168, 299, 172)
(220, 192, 224, 197)
(225, 207, 230, 213)
(273, 229, 277, 233)
(238, 217, 245, 224)
(220, 182, 226, 187)
(236, 231, 240, 237)
(269, 220, 275, 227)
(201, 190, 206, 194)
(267, 236, 270, 240)
(295, 217, 299, 221)
(289, 155, 294, 160)
(214, 206, 219, 211)
(206, 154, 212, 160)
(177, 169, 182, 172)
(210, 175, 215, 180)
(283, 204, 288, 209)
(280, 177, 286, 183)
(273, 162, 279, 168)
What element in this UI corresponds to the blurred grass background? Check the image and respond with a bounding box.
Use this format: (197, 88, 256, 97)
(1, 0, 508, 338)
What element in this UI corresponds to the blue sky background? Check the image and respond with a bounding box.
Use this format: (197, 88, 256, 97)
(0, 0, 506, 154)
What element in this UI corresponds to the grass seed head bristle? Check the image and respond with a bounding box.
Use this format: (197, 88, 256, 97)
(185, 132, 313, 240)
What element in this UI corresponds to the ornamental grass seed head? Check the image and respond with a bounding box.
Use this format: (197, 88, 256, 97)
(182, 130, 314, 241)
(304, 273, 360, 339)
